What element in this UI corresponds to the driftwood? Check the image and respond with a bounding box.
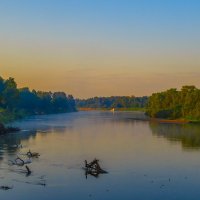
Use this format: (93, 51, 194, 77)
(15, 157, 25, 166)
(25, 165, 31, 176)
(27, 150, 40, 158)
(84, 159, 107, 178)
(9, 156, 31, 166)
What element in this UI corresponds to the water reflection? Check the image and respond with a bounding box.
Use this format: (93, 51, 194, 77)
(0, 115, 73, 193)
(150, 122, 200, 150)
(0, 130, 37, 159)
(1, 111, 200, 200)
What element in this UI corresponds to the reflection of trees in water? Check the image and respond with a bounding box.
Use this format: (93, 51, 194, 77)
(0, 130, 37, 161)
(0, 116, 74, 188)
(150, 122, 200, 149)
(0, 122, 69, 160)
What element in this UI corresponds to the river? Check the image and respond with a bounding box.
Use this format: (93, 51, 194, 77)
(1, 111, 200, 200)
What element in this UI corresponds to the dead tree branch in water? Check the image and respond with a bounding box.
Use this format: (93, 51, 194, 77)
(15, 157, 25, 166)
(25, 165, 31, 176)
(27, 150, 40, 158)
(84, 159, 108, 179)
(9, 156, 31, 166)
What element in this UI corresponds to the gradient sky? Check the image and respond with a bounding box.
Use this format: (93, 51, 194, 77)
(0, 0, 200, 98)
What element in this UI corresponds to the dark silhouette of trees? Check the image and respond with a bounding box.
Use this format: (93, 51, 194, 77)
(0, 76, 76, 122)
(2, 78, 19, 111)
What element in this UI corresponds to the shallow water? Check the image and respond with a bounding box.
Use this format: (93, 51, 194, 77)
(1, 111, 200, 200)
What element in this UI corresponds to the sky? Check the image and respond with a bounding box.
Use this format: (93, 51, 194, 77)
(0, 0, 200, 98)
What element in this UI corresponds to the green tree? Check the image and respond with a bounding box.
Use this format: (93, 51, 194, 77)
(2, 78, 19, 111)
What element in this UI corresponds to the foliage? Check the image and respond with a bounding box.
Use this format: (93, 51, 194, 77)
(76, 96, 148, 110)
(147, 86, 200, 120)
(0, 76, 76, 123)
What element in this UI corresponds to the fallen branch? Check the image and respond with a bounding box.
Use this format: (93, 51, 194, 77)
(9, 156, 31, 166)
(25, 165, 31, 176)
(84, 159, 108, 178)
(27, 150, 40, 158)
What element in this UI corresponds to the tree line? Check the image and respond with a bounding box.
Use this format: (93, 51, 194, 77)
(1, 75, 199, 122)
(76, 96, 148, 110)
(146, 86, 200, 120)
(0, 76, 76, 122)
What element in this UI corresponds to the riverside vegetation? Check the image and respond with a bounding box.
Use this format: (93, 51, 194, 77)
(1, 74, 200, 125)
(76, 96, 148, 111)
(77, 85, 200, 122)
(0, 76, 76, 124)
(146, 86, 200, 122)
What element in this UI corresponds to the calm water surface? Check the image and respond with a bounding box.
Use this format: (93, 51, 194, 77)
(1, 111, 200, 200)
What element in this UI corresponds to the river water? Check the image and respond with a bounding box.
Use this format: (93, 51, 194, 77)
(1, 111, 200, 200)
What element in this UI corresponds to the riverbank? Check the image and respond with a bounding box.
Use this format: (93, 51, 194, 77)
(78, 107, 146, 112)
(0, 110, 27, 124)
(0, 123, 20, 135)
(133, 116, 200, 124)
(78, 109, 200, 124)
(150, 118, 189, 124)
(0, 109, 78, 125)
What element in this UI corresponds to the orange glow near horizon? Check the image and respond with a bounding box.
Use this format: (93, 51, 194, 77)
(0, 1, 200, 98)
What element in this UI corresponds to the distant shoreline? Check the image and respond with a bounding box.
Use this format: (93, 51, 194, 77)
(78, 107, 146, 112)
(78, 108, 200, 124)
